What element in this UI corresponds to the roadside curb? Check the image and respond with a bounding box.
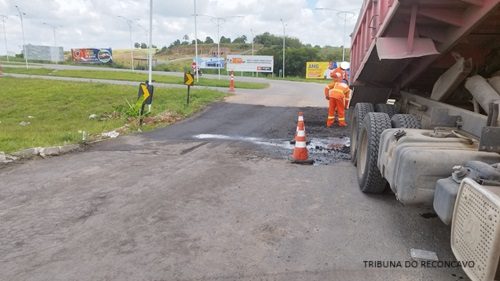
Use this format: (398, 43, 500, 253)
(0, 144, 82, 166)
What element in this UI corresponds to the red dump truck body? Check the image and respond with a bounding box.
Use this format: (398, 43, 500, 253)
(349, 0, 500, 103)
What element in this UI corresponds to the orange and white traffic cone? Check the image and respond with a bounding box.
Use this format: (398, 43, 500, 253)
(290, 112, 305, 144)
(229, 71, 235, 93)
(290, 113, 314, 165)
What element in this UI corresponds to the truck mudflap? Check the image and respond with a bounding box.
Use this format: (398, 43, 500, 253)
(451, 178, 500, 281)
(377, 128, 500, 205)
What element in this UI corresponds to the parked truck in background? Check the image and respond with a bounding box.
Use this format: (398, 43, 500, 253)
(348, 0, 500, 280)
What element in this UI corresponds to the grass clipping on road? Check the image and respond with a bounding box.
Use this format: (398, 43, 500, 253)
(0, 77, 226, 153)
(3, 67, 269, 89)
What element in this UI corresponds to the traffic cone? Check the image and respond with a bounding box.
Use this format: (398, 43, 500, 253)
(290, 112, 310, 145)
(229, 71, 235, 93)
(290, 113, 314, 165)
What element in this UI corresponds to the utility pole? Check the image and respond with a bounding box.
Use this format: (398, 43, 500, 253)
(118, 16, 135, 71)
(315, 7, 355, 62)
(280, 18, 286, 78)
(0, 15, 8, 62)
(15, 5, 28, 69)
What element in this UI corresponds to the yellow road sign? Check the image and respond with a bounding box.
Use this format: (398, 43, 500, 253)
(140, 83, 151, 100)
(184, 72, 194, 86)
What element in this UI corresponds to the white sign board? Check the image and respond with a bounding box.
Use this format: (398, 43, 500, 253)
(196, 57, 225, 69)
(226, 55, 274, 73)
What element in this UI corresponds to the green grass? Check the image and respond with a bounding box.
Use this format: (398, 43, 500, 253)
(0, 77, 226, 153)
(3, 67, 269, 89)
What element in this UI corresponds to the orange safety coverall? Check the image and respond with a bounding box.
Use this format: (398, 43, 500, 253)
(324, 81, 350, 127)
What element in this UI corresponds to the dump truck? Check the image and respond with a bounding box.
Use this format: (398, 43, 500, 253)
(348, 0, 500, 280)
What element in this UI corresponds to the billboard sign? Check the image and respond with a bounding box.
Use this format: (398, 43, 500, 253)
(306, 61, 335, 79)
(196, 57, 225, 69)
(227, 55, 274, 72)
(25, 44, 64, 63)
(71, 48, 113, 64)
(226, 55, 273, 72)
(306, 61, 351, 79)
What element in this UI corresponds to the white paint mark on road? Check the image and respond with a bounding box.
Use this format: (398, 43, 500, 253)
(193, 134, 292, 149)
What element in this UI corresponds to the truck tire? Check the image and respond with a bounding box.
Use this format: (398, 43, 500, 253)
(357, 112, 391, 193)
(350, 103, 374, 166)
(391, 114, 421, 129)
(375, 103, 397, 118)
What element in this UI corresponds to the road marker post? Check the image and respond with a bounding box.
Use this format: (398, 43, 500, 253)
(229, 70, 235, 93)
(184, 72, 194, 105)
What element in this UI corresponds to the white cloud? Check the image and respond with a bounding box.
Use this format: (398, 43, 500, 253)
(0, 0, 364, 55)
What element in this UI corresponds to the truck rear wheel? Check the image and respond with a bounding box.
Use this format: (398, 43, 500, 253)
(375, 103, 397, 118)
(357, 112, 391, 193)
(391, 114, 422, 129)
(350, 103, 374, 166)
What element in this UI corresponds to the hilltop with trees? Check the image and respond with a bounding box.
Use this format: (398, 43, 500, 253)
(147, 32, 349, 77)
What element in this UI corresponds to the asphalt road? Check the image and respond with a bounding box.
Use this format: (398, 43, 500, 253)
(0, 78, 468, 281)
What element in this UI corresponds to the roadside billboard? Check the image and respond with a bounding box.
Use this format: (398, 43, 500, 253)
(71, 48, 113, 64)
(226, 55, 273, 73)
(25, 44, 64, 63)
(306, 61, 351, 80)
(196, 57, 225, 69)
(306, 61, 335, 79)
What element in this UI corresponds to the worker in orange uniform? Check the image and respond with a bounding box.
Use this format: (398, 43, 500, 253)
(324, 71, 351, 127)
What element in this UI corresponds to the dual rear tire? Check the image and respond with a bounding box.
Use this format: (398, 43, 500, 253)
(350, 103, 421, 194)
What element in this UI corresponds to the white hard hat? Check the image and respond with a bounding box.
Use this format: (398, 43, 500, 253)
(340, 61, 350, 70)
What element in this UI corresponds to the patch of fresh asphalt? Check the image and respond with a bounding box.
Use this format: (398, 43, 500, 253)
(0, 79, 468, 280)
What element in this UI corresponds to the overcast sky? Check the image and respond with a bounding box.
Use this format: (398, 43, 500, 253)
(0, 0, 364, 55)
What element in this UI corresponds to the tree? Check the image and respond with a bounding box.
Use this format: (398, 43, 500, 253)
(205, 36, 214, 44)
(220, 36, 231, 44)
(140, 42, 147, 49)
(232, 35, 247, 44)
(134, 42, 140, 48)
(182, 34, 189, 42)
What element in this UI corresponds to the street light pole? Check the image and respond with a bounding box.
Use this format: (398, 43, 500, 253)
(315, 7, 354, 62)
(215, 17, 223, 80)
(250, 28, 254, 56)
(338, 11, 354, 61)
(193, 0, 199, 82)
(200, 14, 243, 80)
(15, 5, 28, 69)
(250, 28, 255, 77)
(42, 22, 59, 64)
(148, 0, 153, 84)
(118, 16, 135, 71)
(280, 18, 286, 78)
(42, 22, 57, 46)
(0, 15, 8, 62)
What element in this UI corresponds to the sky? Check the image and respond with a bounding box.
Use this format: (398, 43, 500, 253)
(0, 0, 364, 55)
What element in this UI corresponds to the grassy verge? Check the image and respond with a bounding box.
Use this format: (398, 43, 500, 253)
(2, 67, 269, 89)
(0, 77, 226, 153)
